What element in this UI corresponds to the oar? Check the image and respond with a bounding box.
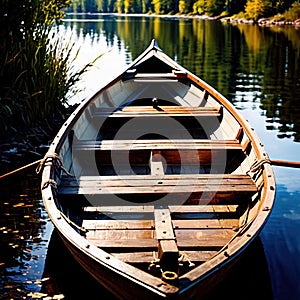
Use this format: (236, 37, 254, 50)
(0, 159, 42, 180)
(270, 159, 300, 169)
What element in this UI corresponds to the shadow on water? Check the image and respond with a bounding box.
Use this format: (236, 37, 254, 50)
(41, 230, 273, 300)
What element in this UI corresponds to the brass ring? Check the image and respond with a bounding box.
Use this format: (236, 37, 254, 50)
(161, 271, 178, 282)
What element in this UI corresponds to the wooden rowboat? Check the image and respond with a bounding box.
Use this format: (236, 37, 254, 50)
(40, 40, 275, 299)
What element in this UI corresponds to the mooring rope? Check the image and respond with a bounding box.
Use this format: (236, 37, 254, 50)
(36, 150, 72, 177)
(0, 159, 42, 180)
(246, 158, 271, 175)
(36, 150, 73, 191)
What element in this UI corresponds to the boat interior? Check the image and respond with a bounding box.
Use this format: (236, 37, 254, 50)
(52, 62, 264, 281)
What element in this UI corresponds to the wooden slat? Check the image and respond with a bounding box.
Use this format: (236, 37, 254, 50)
(73, 139, 245, 167)
(89, 238, 157, 249)
(82, 220, 154, 230)
(84, 205, 155, 213)
(86, 229, 233, 249)
(74, 139, 242, 151)
(58, 174, 257, 195)
(173, 219, 238, 229)
(83, 204, 238, 214)
(92, 106, 222, 118)
(62, 174, 254, 185)
(74, 149, 242, 169)
(82, 219, 238, 231)
(111, 250, 218, 264)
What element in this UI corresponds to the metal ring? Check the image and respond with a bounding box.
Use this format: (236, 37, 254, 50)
(161, 271, 178, 282)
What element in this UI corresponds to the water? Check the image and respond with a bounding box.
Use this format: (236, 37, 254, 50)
(1, 15, 300, 299)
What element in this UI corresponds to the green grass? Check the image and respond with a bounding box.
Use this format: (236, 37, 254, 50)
(0, 0, 93, 138)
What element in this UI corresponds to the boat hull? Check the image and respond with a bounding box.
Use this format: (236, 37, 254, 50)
(57, 229, 265, 300)
(41, 39, 275, 299)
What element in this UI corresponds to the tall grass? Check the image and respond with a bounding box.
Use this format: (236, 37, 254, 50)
(0, 0, 93, 137)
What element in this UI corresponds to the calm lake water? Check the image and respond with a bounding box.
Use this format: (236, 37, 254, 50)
(1, 14, 300, 299)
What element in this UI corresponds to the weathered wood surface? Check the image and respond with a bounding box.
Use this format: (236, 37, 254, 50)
(82, 205, 240, 229)
(111, 250, 218, 264)
(82, 219, 239, 231)
(73, 139, 245, 168)
(81, 203, 239, 262)
(85, 229, 233, 248)
(74, 139, 243, 151)
(58, 174, 257, 195)
(154, 208, 179, 271)
(83, 204, 239, 214)
(92, 106, 222, 118)
(150, 151, 165, 175)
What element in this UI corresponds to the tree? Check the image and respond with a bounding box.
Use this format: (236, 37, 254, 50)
(193, 0, 225, 15)
(193, 0, 206, 14)
(245, 0, 271, 20)
(124, 0, 131, 12)
(179, 0, 195, 14)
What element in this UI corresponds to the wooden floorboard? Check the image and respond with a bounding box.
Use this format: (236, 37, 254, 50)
(86, 229, 233, 249)
(111, 250, 218, 264)
(83, 204, 239, 214)
(82, 219, 238, 230)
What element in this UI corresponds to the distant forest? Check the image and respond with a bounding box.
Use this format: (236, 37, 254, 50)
(66, 0, 300, 20)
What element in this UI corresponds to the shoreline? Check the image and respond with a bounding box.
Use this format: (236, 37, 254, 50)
(65, 12, 300, 27)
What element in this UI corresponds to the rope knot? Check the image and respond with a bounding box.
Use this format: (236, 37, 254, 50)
(36, 150, 72, 177)
(247, 158, 271, 175)
(42, 179, 57, 190)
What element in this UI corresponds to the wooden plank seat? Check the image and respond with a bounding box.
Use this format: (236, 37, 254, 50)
(72, 139, 248, 174)
(58, 174, 257, 204)
(92, 106, 222, 118)
(74, 139, 242, 151)
(90, 106, 223, 140)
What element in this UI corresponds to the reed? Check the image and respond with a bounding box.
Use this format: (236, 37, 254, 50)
(0, 0, 92, 138)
